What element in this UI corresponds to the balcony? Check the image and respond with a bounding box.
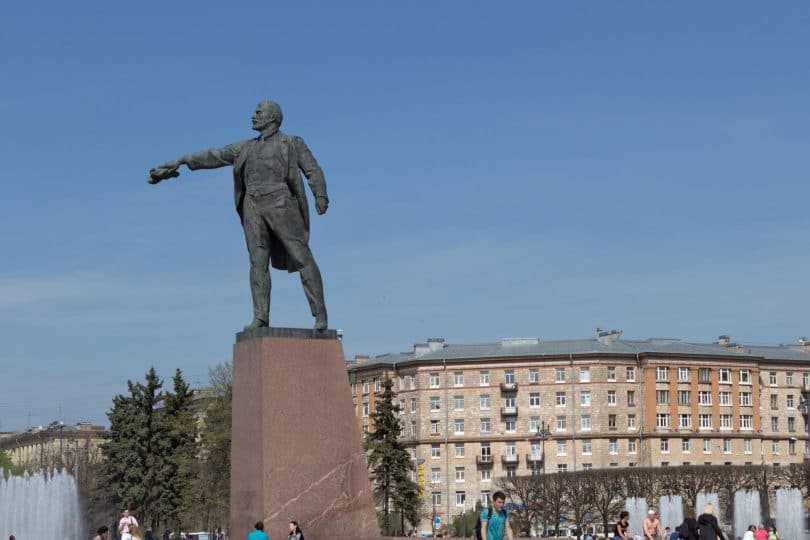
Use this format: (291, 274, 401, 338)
(526, 453, 544, 465)
(500, 406, 519, 416)
(476, 455, 494, 467)
(501, 454, 520, 465)
(500, 382, 518, 392)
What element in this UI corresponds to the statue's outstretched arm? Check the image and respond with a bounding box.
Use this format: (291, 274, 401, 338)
(293, 137, 329, 214)
(147, 140, 251, 184)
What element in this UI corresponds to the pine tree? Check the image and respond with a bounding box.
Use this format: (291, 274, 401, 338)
(364, 377, 421, 536)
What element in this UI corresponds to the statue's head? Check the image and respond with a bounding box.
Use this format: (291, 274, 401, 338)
(252, 100, 283, 131)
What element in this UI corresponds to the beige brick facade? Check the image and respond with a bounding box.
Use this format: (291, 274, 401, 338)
(348, 335, 810, 533)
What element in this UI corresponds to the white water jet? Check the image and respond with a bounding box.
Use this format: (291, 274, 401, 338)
(0, 469, 82, 540)
(627, 497, 648, 540)
(660, 495, 684, 531)
(734, 490, 761, 540)
(774, 488, 803, 540)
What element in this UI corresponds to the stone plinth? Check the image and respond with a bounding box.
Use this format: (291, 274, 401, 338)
(230, 328, 380, 540)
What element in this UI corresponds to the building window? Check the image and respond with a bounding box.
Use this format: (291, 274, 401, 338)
(557, 464, 568, 472)
(530, 392, 541, 407)
(788, 417, 796, 432)
(480, 394, 490, 410)
(362, 403, 369, 417)
(580, 391, 591, 407)
(607, 390, 617, 406)
(739, 369, 751, 384)
(789, 439, 796, 454)
(608, 414, 617, 429)
(786, 372, 794, 385)
(409, 376, 416, 390)
(703, 439, 711, 453)
(455, 443, 465, 458)
(743, 438, 752, 454)
(351, 382, 357, 396)
(699, 414, 713, 429)
(580, 367, 590, 383)
(701, 368, 714, 384)
(772, 440, 780, 454)
(719, 392, 731, 406)
(628, 439, 637, 453)
(529, 369, 540, 384)
(582, 462, 593, 470)
(804, 372, 809, 389)
(429, 373, 440, 388)
(555, 392, 566, 407)
(504, 396, 516, 408)
(455, 491, 466, 507)
(431, 444, 441, 458)
(678, 414, 692, 429)
(740, 392, 752, 407)
(505, 419, 516, 432)
(504, 369, 515, 384)
(682, 438, 691, 452)
(626, 367, 636, 381)
(454, 372, 464, 386)
(656, 367, 669, 381)
(481, 468, 491, 481)
(627, 390, 636, 406)
(455, 467, 465, 482)
(720, 415, 732, 429)
(609, 439, 618, 454)
(581, 439, 592, 454)
(479, 371, 489, 386)
(656, 414, 670, 429)
(678, 367, 690, 382)
(432, 491, 442, 506)
(769, 372, 778, 386)
(770, 395, 778, 410)
(430, 420, 441, 434)
(723, 439, 732, 453)
(398, 376, 405, 390)
(607, 366, 616, 381)
(505, 442, 516, 457)
(787, 395, 795, 408)
(480, 442, 491, 460)
(506, 465, 517, 478)
(454, 396, 464, 411)
(771, 417, 778, 431)
(556, 441, 567, 456)
(454, 419, 464, 434)
(555, 368, 566, 383)
(430, 396, 441, 411)
(530, 417, 539, 432)
(481, 491, 491, 506)
(678, 390, 691, 405)
(374, 378, 381, 392)
(628, 414, 636, 429)
(398, 399, 405, 413)
(660, 438, 670, 453)
(362, 380, 369, 394)
(699, 391, 712, 406)
(430, 467, 441, 484)
(480, 418, 490, 433)
(410, 421, 416, 436)
(657, 390, 670, 405)
(411, 398, 417, 412)
(581, 415, 591, 431)
(556, 415, 567, 431)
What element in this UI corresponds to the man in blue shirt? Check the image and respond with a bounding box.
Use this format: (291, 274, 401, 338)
(481, 491, 514, 540)
(247, 521, 269, 540)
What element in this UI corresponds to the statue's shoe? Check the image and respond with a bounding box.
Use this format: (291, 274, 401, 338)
(314, 314, 328, 332)
(243, 318, 269, 331)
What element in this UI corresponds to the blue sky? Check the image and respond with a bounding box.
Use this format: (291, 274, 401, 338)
(1, 2, 808, 431)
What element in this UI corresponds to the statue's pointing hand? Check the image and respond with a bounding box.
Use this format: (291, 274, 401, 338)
(315, 196, 329, 215)
(147, 160, 182, 184)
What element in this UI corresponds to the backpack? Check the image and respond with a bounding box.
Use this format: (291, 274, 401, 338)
(677, 521, 690, 540)
(474, 507, 493, 540)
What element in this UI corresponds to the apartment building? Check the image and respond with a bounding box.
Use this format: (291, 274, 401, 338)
(347, 331, 810, 532)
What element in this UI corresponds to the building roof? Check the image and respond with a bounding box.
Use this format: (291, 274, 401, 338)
(348, 334, 810, 370)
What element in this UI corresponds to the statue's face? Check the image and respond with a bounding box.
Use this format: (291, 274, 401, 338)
(251, 103, 274, 131)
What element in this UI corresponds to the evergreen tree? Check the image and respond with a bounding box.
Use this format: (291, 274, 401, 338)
(364, 377, 421, 536)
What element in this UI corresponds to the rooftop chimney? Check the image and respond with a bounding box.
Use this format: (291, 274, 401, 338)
(354, 355, 370, 365)
(427, 338, 446, 352)
(413, 343, 431, 358)
(597, 328, 622, 345)
(718, 335, 731, 346)
(799, 337, 810, 352)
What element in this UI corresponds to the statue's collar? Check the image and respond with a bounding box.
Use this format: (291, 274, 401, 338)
(259, 127, 280, 141)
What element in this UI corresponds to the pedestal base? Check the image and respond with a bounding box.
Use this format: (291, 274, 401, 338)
(230, 328, 380, 540)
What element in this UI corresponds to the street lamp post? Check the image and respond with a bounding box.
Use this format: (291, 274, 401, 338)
(534, 420, 552, 536)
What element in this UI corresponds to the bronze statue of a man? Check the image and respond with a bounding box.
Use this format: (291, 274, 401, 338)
(148, 100, 329, 331)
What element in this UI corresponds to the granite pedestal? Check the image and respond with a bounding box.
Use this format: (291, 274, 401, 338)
(230, 327, 381, 540)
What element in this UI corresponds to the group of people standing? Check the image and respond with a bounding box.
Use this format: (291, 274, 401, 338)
(614, 504, 778, 540)
(247, 520, 304, 540)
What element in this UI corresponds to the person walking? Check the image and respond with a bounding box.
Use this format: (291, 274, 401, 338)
(248, 521, 269, 540)
(698, 504, 725, 540)
(287, 520, 304, 540)
(615, 511, 631, 540)
(677, 508, 699, 540)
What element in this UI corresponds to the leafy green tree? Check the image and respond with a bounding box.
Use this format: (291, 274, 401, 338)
(0, 449, 24, 476)
(364, 377, 421, 536)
